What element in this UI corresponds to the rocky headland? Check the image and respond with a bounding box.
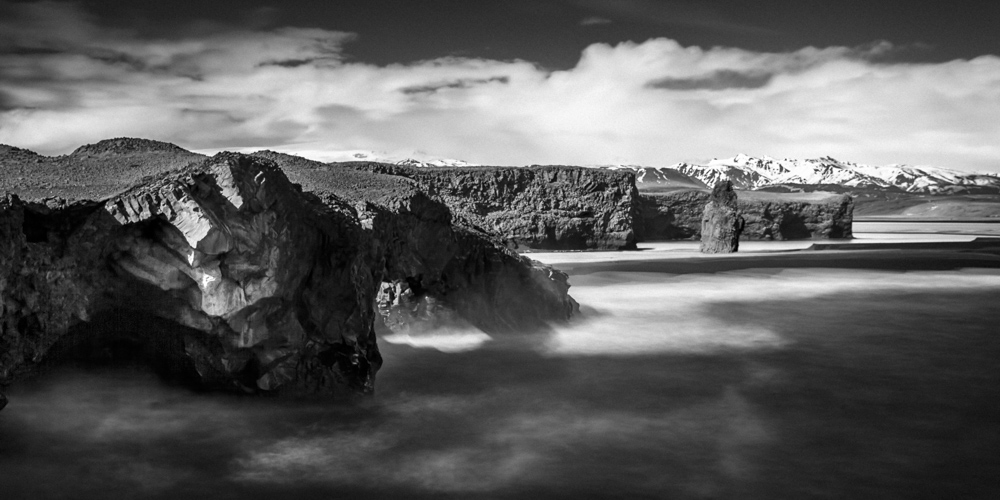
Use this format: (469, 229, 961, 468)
(0, 140, 579, 408)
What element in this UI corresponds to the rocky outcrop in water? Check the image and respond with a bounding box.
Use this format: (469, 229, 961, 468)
(345, 163, 639, 250)
(700, 181, 744, 253)
(1, 151, 578, 410)
(638, 189, 853, 241)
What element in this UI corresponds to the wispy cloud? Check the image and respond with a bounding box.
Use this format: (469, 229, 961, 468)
(1, 1, 999, 172)
(580, 16, 612, 26)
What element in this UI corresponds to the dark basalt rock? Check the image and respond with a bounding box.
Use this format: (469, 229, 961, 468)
(700, 181, 744, 253)
(0, 151, 580, 410)
(638, 189, 853, 241)
(344, 163, 638, 250)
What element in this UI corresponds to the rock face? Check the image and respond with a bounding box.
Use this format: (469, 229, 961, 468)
(1, 151, 578, 409)
(639, 189, 853, 241)
(700, 181, 744, 253)
(346, 163, 638, 250)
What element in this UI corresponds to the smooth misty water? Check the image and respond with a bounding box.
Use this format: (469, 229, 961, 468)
(2, 257, 1000, 498)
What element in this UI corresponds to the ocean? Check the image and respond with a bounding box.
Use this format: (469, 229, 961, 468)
(2, 224, 999, 499)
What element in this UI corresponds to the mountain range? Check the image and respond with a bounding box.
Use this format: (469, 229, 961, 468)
(596, 154, 1000, 194)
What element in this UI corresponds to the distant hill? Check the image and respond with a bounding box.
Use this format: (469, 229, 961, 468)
(1, 138, 205, 200)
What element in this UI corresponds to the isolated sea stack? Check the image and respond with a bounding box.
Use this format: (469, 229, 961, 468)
(699, 180, 744, 253)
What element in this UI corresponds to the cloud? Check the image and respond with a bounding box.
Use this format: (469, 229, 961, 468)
(580, 16, 612, 26)
(647, 70, 773, 90)
(1, 1, 999, 173)
(399, 76, 510, 95)
(562, 0, 779, 37)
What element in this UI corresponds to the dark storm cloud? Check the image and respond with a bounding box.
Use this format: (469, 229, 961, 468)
(399, 76, 510, 95)
(647, 70, 773, 91)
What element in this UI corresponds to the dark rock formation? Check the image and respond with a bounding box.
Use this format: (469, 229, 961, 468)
(639, 189, 853, 241)
(700, 181, 744, 253)
(344, 163, 638, 250)
(636, 189, 706, 241)
(740, 192, 853, 239)
(253, 151, 579, 335)
(1, 151, 579, 410)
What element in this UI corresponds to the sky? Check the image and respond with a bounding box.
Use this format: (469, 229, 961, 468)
(1, 0, 999, 172)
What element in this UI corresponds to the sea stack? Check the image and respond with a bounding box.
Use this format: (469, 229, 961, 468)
(700, 180, 744, 253)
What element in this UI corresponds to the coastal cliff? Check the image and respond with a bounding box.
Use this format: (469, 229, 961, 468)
(639, 189, 854, 241)
(345, 163, 639, 250)
(1, 144, 578, 408)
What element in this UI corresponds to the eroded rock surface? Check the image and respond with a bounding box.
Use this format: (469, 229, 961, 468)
(700, 181, 744, 253)
(1, 149, 580, 409)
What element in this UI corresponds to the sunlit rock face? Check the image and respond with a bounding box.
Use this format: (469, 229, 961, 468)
(638, 189, 853, 241)
(348, 163, 639, 250)
(103, 155, 380, 395)
(1, 149, 581, 409)
(700, 181, 744, 254)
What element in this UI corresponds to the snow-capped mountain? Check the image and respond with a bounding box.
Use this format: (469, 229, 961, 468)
(599, 154, 1000, 194)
